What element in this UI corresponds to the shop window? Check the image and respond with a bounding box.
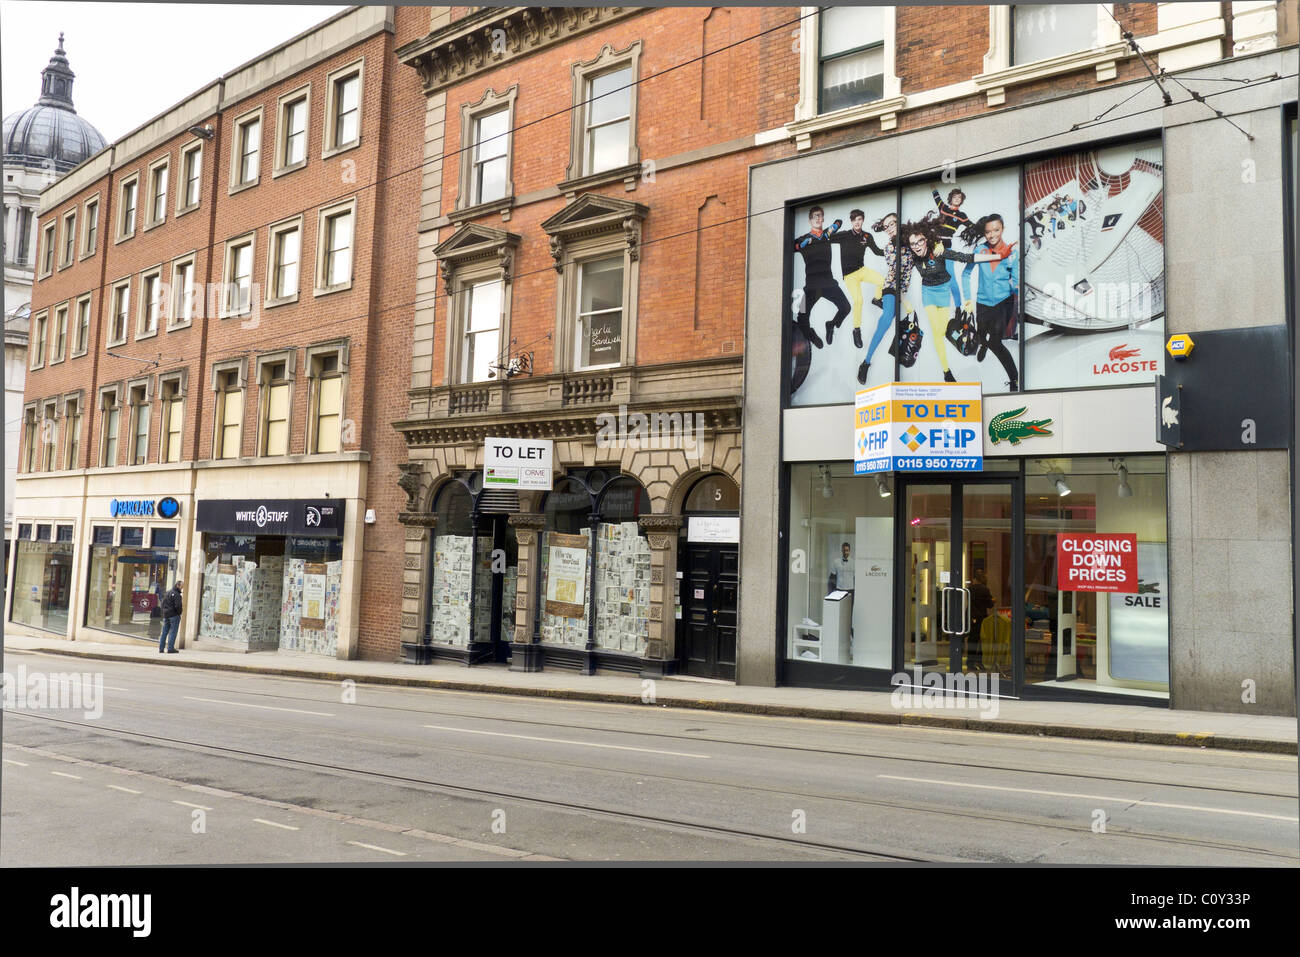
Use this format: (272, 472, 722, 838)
(151, 528, 176, 548)
(128, 381, 151, 466)
(428, 482, 475, 648)
(56, 525, 74, 543)
(17, 524, 32, 541)
(1024, 456, 1168, 695)
(91, 526, 114, 545)
(785, 462, 895, 669)
(85, 529, 177, 641)
(537, 477, 595, 649)
(592, 478, 652, 655)
(9, 535, 74, 633)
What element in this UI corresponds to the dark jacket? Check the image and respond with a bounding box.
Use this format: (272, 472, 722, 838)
(161, 586, 183, 619)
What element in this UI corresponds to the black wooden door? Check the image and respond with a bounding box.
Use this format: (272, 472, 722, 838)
(681, 544, 738, 679)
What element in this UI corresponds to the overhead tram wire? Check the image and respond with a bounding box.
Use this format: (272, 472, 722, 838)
(81, 69, 1299, 375)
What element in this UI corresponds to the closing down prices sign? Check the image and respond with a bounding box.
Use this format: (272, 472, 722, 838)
(1057, 533, 1138, 593)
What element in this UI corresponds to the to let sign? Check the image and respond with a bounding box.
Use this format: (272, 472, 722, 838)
(483, 437, 554, 491)
(1057, 533, 1138, 593)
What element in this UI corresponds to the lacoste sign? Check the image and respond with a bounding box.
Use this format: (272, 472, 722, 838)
(988, 407, 1053, 446)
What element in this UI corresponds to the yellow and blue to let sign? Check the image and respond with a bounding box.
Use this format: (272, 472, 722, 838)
(854, 382, 984, 474)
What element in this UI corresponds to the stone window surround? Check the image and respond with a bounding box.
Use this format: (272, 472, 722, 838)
(543, 197, 647, 374)
(115, 171, 139, 242)
(49, 301, 68, 365)
(561, 40, 643, 194)
(447, 257, 515, 386)
(220, 231, 257, 319)
(156, 368, 187, 464)
(136, 264, 164, 340)
(323, 58, 365, 159)
(107, 277, 131, 347)
(254, 348, 298, 457)
(168, 251, 198, 331)
(229, 105, 264, 194)
(38, 221, 55, 278)
(177, 140, 203, 216)
(454, 84, 519, 221)
(70, 293, 92, 358)
(143, 153, 170, 231)
(40, 398, 58, 471)
(304, 339, 350, 454)
(266, 214, 304, 306)
(273, 83, 312, 178)
(80, 194, 100, 259)
(29, 308, 47, 369)
(126, 374, 154, 466)
(59, 208, 76, 268)
(97, 382, 123, 469)
(314, 197, 357, 296)
(62, 390, 84, 470)
(21, 401, 38, 473)
(210, 356, 249, 460)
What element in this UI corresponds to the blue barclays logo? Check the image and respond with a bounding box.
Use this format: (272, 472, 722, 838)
(109, 499, 154, 518)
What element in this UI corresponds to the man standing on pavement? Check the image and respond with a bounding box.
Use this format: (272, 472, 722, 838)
(159, 579, 183, 654)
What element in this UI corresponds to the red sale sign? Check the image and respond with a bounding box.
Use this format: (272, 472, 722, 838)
(1057, 533, 1139, 593)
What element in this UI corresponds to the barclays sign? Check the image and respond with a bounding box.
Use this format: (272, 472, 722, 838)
(110, 497, 181, 519)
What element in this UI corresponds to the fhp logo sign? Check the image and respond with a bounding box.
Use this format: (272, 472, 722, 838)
(855, 382, 983, 474)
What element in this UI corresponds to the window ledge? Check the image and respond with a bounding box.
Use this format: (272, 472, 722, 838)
(48, 356, 65, 366)
(313, 280, 353, 298)
(106, 337, 127, 349)
(175, 204, 199, 218)
(78, 249, 96, 262)
(57, 260, 73, 272)
(322, 140, 361, 162)
(228, 179, 259, 196)
(785, 95, 908, 151)
(272, 161, 308, 180)
(264, 293, 300, 309)
(70, 349, 88, 360)
(142, 218, 166, 233)
(135, 328, 159, 342)
(113, 231, 135, 245)
(450, 195, 515, 225)
(219, 309, 253, 322)
(557, 162, 642, 197)
(166, 320, 193, 333)
(974, 41, 1130, 106)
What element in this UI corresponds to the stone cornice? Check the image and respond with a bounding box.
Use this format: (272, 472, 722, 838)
(398, 7, 642, 95)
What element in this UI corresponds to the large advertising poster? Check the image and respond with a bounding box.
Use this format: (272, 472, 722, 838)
(544, 532, 589, 619)
(1023, 141, 1165, 389)
(898, 168, 1021, 392)
(789, 188, 897, 406)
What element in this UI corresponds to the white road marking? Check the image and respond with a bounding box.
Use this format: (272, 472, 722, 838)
(50, 771, 81, 780)
(348, 841, 406, 857)
(254, 818, 299, 831)
(183, 695, 333, 717)
(878, 774, 1300, 822)
(3, 758, 28, 766)
(423, 724, 710, 759)
(107, 785, 142, 794)
(172, 800, 213, 811)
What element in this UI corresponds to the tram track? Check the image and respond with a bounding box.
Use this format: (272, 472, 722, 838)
(9, 708, 1297, 864)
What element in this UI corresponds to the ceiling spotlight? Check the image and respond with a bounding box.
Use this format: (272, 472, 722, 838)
(1112, 458, 1133, 498)
(876, 473, 892, 498)
(1049, 472, 1071, 497)
(820, 465, 833, 499)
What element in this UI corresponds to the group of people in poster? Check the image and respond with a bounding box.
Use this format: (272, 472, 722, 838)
(792, 187, 1021, 393)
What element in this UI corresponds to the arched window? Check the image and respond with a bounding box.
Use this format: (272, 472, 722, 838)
(537, 476, 595, 648)
(684, 473, 740, 513)
(428, 482, 474, 646)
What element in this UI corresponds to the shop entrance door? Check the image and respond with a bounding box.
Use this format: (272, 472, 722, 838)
(901, 477, 1019, 688)
(473, 513, 519, 664)
(680, 543, 738, 680)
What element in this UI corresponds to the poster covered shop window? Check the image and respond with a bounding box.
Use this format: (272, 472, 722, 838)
(785, 139, 1165, 407)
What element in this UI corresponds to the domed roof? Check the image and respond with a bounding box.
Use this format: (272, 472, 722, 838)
(3, 34, 106, 174)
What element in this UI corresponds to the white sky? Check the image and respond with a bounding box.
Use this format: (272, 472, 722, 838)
(2, 1, 347, 144)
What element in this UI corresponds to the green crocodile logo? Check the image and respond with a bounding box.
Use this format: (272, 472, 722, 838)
(988, 407, 1054, 446)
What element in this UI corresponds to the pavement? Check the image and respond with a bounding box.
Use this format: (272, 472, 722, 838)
(3, 631, 1296, 754)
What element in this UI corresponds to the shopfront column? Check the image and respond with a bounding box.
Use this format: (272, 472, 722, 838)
(507, 512, 545, 672)
(398, 512, 436, 658)
(639, 514, 683, 676)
